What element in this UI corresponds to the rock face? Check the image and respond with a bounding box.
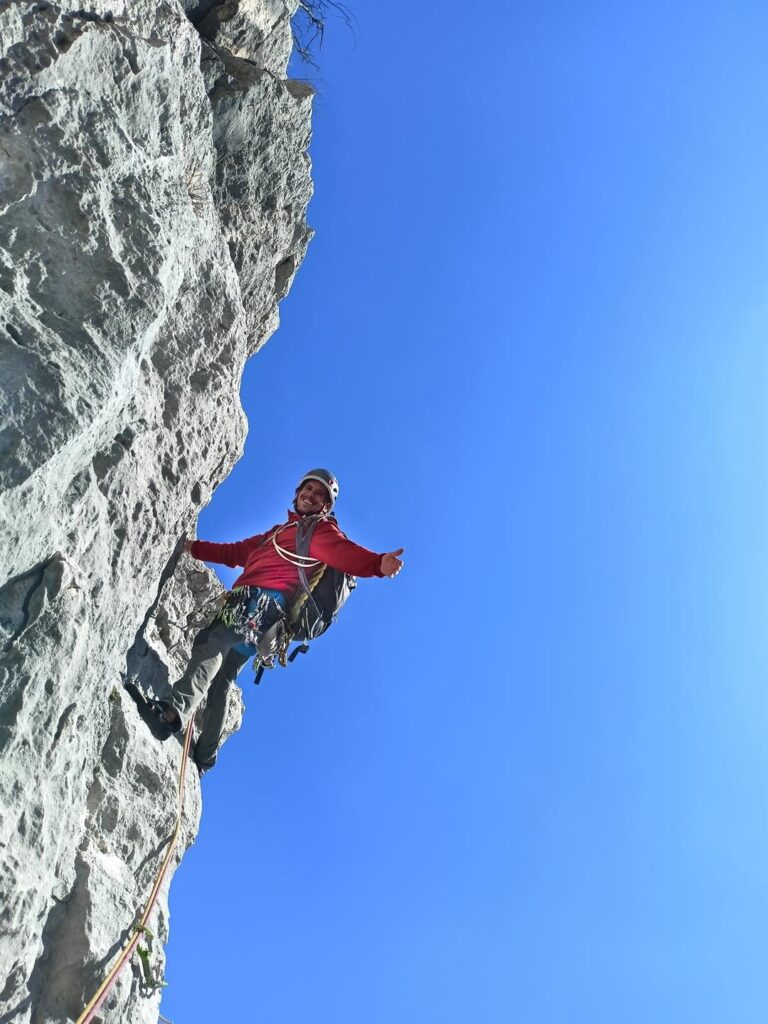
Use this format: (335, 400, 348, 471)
(0, 2, 312, 1021)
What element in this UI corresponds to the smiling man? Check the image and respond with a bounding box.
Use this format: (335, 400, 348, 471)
(145, 469, 404, 773)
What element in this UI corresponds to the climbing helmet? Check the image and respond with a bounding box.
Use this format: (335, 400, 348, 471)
(296, 468, 339, 508)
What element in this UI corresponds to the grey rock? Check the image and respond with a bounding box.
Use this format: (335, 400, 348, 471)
(191, 0, 297, 75)
(0, 1, 311, 1021)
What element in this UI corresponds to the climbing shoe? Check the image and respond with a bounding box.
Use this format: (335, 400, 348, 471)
(146, 700, 182, 739)
(126, 683, 181, 740)
(193, 743, 216, 778)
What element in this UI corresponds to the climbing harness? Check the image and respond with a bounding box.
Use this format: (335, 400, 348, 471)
(74, 719, 195, 1024)
(215, 585, 287, 651)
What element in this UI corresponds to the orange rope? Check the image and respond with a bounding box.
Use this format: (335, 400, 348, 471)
(75, 720, 195, 1024)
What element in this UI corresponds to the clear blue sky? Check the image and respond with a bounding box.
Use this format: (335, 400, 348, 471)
(162, 4, 768, 1021)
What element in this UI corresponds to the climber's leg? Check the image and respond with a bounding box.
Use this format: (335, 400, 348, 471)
(193, 647, 249, 771)
(166, 620, 240, 728)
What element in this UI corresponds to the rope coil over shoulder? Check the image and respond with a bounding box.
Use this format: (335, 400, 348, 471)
(271, 522, 320, 568)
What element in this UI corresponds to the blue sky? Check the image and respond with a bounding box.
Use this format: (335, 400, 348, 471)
(162, 4, 768, 1021)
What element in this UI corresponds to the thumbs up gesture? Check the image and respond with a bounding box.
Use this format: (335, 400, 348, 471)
(380, 548, 405, 578)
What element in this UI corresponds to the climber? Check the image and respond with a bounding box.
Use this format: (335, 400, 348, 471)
(142, 469, 404, 773)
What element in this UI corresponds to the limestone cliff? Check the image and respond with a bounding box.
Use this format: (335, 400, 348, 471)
(0, 2, 313, 1020)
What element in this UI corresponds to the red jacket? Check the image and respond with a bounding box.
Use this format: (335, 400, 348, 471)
(190, 511, 384, 595)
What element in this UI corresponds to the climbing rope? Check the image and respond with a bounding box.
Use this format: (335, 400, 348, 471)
(270, 520, 321, 568)
(288, 563, 325, 623)
(74, 719, 195, 1024)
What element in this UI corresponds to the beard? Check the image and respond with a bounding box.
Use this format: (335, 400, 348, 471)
(294, 494, 327, 516)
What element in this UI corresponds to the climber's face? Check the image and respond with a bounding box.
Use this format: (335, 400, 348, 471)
(295, 480, 331, 515)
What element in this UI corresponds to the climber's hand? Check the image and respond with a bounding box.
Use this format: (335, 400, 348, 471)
(380, 548, 405, 578)
(183, 539, 195, 554)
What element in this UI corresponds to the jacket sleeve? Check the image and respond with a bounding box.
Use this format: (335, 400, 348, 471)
(190, 532, 268, 569)
(309, 520, 384, 577)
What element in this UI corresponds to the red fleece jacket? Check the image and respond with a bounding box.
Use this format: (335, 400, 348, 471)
(190, 511, 385, 595)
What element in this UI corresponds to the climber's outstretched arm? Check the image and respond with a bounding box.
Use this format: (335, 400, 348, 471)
(183, 535, 268, 569)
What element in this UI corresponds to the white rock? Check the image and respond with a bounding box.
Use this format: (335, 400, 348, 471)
(0, 2, 313, 1021)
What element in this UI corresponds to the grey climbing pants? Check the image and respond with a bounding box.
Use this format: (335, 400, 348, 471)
(167, 620, 249, 768)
